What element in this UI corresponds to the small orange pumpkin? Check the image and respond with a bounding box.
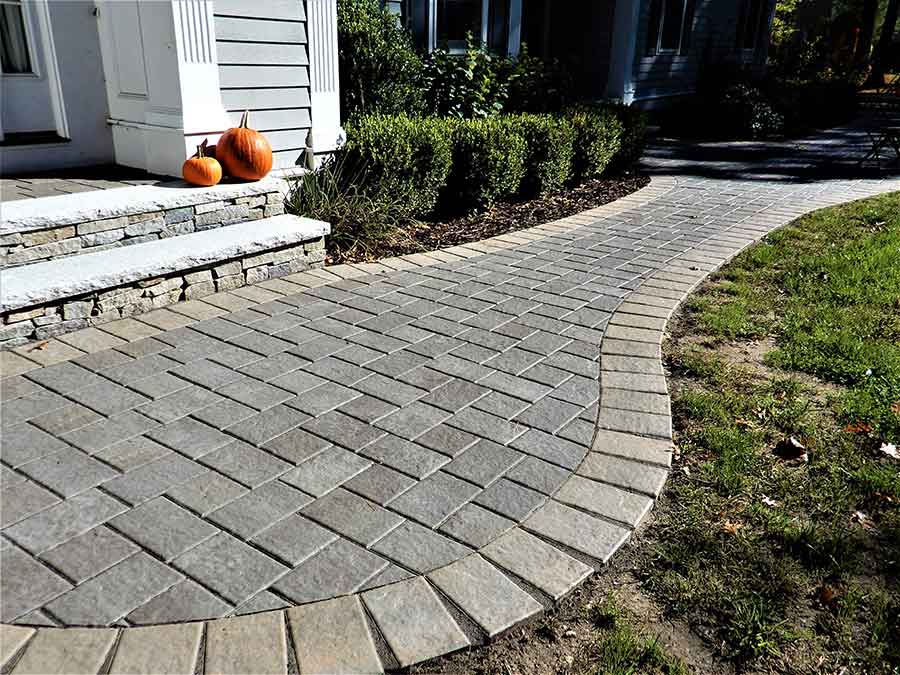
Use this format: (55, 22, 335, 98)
(182, 140, 222, 187)
(217, 110, 273, 181)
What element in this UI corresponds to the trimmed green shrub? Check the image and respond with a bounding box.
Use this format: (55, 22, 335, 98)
(608, 103, 648, 172)
(513, 114, 576, 196)
(341, 114, 453, 218)
(568, 105, 624, 180)
(284, 155, 404, 256)
(337, 0, 424, 119)
(445, 116, 527, 210)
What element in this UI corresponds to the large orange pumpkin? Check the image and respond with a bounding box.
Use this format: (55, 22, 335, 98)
(217, 110, 273, 181)
(182, 140, 222, 187)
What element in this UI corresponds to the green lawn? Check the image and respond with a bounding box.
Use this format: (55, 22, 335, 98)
(648, 193, 900, 672)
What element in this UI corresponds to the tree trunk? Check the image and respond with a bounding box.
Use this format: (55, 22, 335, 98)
(870, 0, 900, 87)
(856, 0, 878, 63)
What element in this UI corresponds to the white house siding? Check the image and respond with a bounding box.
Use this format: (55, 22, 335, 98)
(214, 0, 312, 170)
(631, 0, 775, 104)
(1, 1, 114, 174)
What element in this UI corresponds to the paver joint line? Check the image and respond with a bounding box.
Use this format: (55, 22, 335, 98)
(3, 130, 900, 671)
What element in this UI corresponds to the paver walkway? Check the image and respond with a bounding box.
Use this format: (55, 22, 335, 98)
(1, 124, 899, 673)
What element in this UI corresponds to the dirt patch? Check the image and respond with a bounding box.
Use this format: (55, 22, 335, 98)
(328, 174, 650, 265)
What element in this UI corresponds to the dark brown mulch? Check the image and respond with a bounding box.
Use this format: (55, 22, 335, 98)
(327, 174, 650, 265)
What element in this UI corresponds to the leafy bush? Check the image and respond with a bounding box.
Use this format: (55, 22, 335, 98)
(341, 114, 453, 218)
(568, 105, 624, 179)
(720, 83, 786, 139)
(423, 36, 510, 118)
(512, 114, 575, 196)
(504, 45, 574, 114)
(423, 39, 573, 118)
(284, 155, 404, 255)
(608, 104, 648, 173)
(445, 116, 527, 210)
(337, 0, 424, 119)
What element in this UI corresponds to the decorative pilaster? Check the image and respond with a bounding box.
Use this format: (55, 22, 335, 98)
(171, 0, 230, 135)
(307, 0, 343, 153)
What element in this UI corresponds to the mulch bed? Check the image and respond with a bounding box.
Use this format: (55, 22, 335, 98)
(327, 173, 650, 265)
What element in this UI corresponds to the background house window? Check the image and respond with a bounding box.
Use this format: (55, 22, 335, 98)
(436, 0, 483, 51)
(0, 0, 33, 74)
(737, 0, 769, 51)
(646, 0, 695, 55)
(430, 0, 521, 55)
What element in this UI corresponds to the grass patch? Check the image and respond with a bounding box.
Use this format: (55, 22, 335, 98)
(577, 597, 688, 675)
(647, 193, 900, 672)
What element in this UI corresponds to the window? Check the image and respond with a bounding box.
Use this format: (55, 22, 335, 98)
(646, 0, 695, 55)
(0, 0, 33, 74)
(436, 0, 484, 52)
(737, 0, 769, 51)
(430, 0, 521, 55)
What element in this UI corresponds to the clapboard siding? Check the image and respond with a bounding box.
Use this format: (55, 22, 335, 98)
(221, 87, 311, 109)
(219, 65, 310, 88)
(227, 108, 312, 130)
(215, 16, 307, 42)
(214, 0, 306, 21)
(214, 0, 311, 170)
(217, 42, 308, 65)
(632, 0, 774, 102)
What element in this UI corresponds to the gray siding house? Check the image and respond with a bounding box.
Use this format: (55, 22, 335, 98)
(1, 0, 340, 177)
(385, 0, 776, 105)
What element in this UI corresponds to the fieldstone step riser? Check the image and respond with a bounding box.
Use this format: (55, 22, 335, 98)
(0, 239, 325, 348)
(1, 193, 285, 268)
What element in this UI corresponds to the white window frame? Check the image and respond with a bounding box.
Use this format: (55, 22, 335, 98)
(649, 0, 691, 56)
(428, 0, 522, 56)
(0, 0, 41, 78)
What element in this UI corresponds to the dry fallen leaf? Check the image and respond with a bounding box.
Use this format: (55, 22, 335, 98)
(735, 418, 755, 429)
(844, 421, 873, 434)
(773, 436, 808, 462)
(852, 511, 873, 529)
(29, 340, 50, 351)
(722, 521, 744, 535)
(817, 584, 838, 607)
(880, 442, 899, 460)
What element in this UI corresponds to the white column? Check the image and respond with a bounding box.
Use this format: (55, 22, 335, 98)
(172, 0, 230, 139)
(307, 0, 343, 155)
(97, 0, 228, 176)
(605, 0, 642, 104)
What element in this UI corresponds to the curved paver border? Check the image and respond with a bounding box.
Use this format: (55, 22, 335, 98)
(4, 171, 900, 674)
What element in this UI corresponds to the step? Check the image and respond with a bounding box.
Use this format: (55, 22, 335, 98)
(0, 178, 288, 267)
(0, 214, 329, 347)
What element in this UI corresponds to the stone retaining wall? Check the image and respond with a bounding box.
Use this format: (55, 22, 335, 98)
(1, 192, 285, 268)
(0, 238, 325, 348)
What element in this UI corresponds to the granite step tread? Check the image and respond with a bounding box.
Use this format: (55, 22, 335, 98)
(1, 215, 330, 313)
(1, 178, 287, 234)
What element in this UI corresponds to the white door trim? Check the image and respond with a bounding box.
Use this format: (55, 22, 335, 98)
(29, 0, 69, 138)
